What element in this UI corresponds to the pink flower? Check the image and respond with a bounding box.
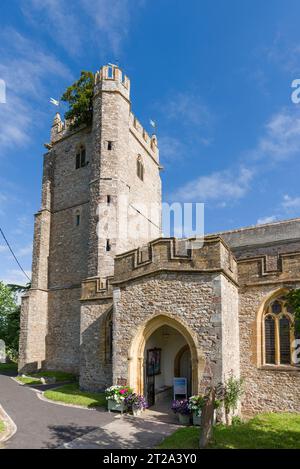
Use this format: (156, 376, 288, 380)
(120, 389, 126, 394)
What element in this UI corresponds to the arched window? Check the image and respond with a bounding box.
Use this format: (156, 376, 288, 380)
(265, 315, 276, 364)
(137, 155, 144, 181)
(263, 298, 295, 366)
(76, 145, 86, 169)
(105, 309, 113, 364)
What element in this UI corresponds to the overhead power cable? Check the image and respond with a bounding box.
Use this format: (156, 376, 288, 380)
(0, 226, 31, 282)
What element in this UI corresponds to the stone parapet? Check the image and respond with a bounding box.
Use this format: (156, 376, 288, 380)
(237, 251, 300, 286)
(129, 113, 159, 163)
(112, 236, 238, 286)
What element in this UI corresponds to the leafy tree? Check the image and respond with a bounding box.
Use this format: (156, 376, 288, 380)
(0, 282, 25, 360)
(61, 71, 94, 129)
(223, 376, 244, 424)
(285, 289, 300, 334)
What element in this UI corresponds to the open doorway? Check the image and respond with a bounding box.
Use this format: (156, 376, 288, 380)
(144, 325, 192, 406)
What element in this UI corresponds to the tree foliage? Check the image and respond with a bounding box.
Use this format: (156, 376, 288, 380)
(0, 281, 25, 359)
(285, 289, 300, 333)
(61, 71, 94, 130)
(223, 376, 244, 417)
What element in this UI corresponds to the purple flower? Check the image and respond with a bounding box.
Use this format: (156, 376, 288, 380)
(171, 399, 191, 415)
(124, 393, 148, 411)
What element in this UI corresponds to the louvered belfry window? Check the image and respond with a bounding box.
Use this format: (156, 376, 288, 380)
(263, 299, 294, 366)
(76, 145, 86, 169)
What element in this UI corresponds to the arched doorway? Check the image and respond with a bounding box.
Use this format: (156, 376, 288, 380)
(128, 314, 205, 405)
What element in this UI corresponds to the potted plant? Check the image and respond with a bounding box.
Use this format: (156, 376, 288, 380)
(105, 385, 133, 413)
(188, 395, 205, 426)
(124, 393, 148, 416)
(171, 399, 191, 425)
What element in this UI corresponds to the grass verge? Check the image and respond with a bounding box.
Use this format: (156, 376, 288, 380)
(158, 413, 300, 449)
(0, 363, 18, 373)
(16, 370, 76, 385)
(0, 420, 5, 433)
(44, 383, 106, 408)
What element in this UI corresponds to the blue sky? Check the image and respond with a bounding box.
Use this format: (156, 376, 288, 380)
(1, 0, 300, 285)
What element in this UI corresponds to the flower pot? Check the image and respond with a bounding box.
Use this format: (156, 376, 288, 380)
(107, 399, 125, 413)
(178, 414, 190, 425)
(193, 413, 202, 426)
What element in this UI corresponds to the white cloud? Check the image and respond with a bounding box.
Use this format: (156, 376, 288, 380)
(21, 0, 83, 57)
(172, 167, 254, 203)
(170, 103, 300, 207)
(253, 108, 300, 162)
(256, 194, 300, 223)
(80, 0, 134, 55)
(0, 28, 71, 155)
(22, 0, 144, 56)
(281, 194, 300, 211)
(1, 269, 31, 286)
(0, 193, 7, 214)
(0, 245, 8, 253)
(264, 35, 300, 75)
(257, 215, 278, 225)
(165, 92, 211, 127)
(159, 136, 186, 163)
(16, 244, 33, 257)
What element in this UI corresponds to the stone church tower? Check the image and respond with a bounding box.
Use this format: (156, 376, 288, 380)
(20, 64, 300, 415)
(19, 65, 162, 377)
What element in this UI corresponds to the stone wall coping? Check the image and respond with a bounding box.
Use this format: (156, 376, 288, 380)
(233, 236, 300, 252)
(210, 217, 300, 237)
(210, 217, 300, 249)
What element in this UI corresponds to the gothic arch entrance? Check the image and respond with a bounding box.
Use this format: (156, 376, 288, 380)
(128, 314, 205, 404)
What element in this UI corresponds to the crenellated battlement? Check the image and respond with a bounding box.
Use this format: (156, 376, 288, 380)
(48, 65, 159, 163)
(129, 112, 159, 160)
(50, 112, 84, 144)
(112, 236, 238, 285)
(94, 64, 130, 91)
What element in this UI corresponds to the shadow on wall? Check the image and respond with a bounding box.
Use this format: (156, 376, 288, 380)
(79, 303, 113, 392)
(18, 360, 45, 375)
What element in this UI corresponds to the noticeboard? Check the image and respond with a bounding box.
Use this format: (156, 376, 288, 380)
(173, 377, 187, 399)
